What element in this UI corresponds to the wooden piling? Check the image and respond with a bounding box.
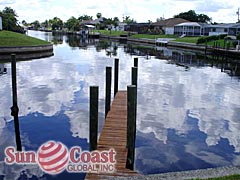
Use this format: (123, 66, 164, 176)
(131, 67, 138, 87)
(105, 67, 112, 118)
(11, 54, 22, 151)
(89, 86, 99, 151)
(134, 58, 138, 67)
(114, 58, 119, 96)
(126, 85, 137, 170)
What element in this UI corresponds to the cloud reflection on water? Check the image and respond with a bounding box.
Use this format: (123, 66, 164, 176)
(0, 31, 239, 178)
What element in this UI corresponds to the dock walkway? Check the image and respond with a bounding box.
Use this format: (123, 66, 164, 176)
(85, 91, 140, 179)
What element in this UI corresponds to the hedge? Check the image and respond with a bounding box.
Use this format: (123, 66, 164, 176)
(196, 34, 227, 44)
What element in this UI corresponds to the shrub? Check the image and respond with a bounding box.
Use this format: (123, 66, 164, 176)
(237, 33, 240, 40)
(196, 34, 227, 44)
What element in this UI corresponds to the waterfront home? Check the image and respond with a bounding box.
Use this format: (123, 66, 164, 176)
(174, 22, 240, 36)
(80, 18, 105, 28)
(174, 22, 203, 36)
(0, 16, 2, 30)
(204, 23, 240, 36)
(111, 22, 127, 31)
(152, 18, 189, 35)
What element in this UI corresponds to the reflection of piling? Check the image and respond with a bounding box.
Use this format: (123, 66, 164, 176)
(89, 86, 99, 151)
(105, 67, 112, 118)
(11, 54, 22, 151)
(114, 58, 119, 96)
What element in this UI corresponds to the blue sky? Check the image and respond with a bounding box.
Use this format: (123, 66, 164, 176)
(0, 0, 239, 23)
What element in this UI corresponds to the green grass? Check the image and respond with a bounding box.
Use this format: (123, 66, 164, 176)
(0, 30, 50, 46)
(202, 39, 235, 48)
(130, 34, 177, 39)
(92, 30, 128, 36)
(174, 37, 200, 44)
(191, 174, 240, 180)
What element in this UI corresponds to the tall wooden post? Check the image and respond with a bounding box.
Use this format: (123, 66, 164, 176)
(105, 67, 112, 118)
(134, 58, 138, 68)
(126, 85, 137, 170)
(11, 54, 22, 151)
(89, 86, 99, 151)
(114, 58, 119, 96)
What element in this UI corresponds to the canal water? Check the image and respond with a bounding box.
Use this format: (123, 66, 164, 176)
(0, 30, 239, 179)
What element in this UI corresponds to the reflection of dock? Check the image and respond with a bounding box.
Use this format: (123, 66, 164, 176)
(86, 91, 139, 179)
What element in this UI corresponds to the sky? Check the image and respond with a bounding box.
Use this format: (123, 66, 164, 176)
(0, 0, 239, 24)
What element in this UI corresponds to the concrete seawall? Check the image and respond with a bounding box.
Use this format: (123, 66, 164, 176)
(0, 44, 54, 61)
(0, 44, 53, 54)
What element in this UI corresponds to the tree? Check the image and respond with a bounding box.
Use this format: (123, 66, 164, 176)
(96, 13, 102, 19)
(156, 17, 165, 22)
(78, 15, 93, 22)
(31, 20, 40, 30)
(0, 7, 20, 31)
(22, 20, 27, 25)
(197, 13, 211, 23)
(123, 16, 136, 24)
(174, 10, 211, 23)
(65, 16, 80, 31)
(51, 17, 63, 30)
(113, 17, 119, 28)
(41, 20, 49, 29)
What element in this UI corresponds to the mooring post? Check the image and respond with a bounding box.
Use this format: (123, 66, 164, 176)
(132, 67, 138, 87)
(114, 58, 119, 96)
(105, 66, 112, 118)
(126, 85, 137, 170)
(134, 57, 138, 68)
(89, 86, 99, 151)
(11, 54, 22, 151)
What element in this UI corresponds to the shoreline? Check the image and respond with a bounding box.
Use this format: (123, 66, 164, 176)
(99, 35, 240, 58)
(0, 44, 54, 61)
(35, 30, 240, 57)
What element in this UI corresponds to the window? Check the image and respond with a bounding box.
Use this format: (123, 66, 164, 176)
(224, 28, 228, 32)
(212, 28, 216, 32)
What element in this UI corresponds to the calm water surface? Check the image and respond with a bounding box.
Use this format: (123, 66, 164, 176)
(0, 31, 239, 179)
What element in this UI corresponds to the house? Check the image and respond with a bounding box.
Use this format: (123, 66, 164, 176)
(204, 23, 240, 36)
(174, 22, 240, 36)
(152, 18, 189, 35)
(174, 22, 203, 36)
(0, 16, 2, 30)
(124, 23, 152, 34)
(111, 22, 127, 31)
(80, 18, 105, 28)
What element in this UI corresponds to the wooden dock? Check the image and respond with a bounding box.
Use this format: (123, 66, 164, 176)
(85, 91, 140, 179)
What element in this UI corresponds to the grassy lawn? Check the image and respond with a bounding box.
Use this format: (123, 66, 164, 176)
(202, 39, 235, 48)
(0, 30, 50, 46)
(173, 37, 200, 44)
(92, 30, 128, 36)
(192, 174, 240, 180)
(130, 34, 177, 39)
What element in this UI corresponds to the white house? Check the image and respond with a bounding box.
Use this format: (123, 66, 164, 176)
(0, 16, 2, 30)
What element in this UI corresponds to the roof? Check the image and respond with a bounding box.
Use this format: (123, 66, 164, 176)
(153, 18, 189, 27)
(80, 18, 105, 25)
(175, 22, 201, 27)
